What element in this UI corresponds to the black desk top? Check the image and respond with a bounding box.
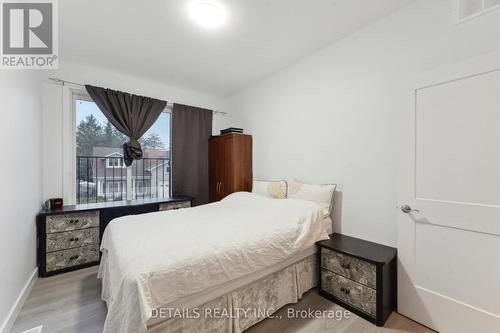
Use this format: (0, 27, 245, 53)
(38, 196, 192, 216)
(317, 234, 397, 265)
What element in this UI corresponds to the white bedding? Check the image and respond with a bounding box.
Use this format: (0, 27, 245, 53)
(99, 192, 330, 333)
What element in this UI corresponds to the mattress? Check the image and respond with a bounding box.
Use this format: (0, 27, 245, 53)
(99, 192, 330, 333)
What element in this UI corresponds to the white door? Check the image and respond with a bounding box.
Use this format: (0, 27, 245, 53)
(398, 51, 500, 333)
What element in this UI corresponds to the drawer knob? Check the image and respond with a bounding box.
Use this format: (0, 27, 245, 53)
(340, 263, 351, 269)
(69, 237, 79, 242)
(69, 255, 80, 261)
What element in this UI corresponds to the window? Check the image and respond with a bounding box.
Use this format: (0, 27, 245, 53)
(106, 181, 122, 193)
(457, 0, 500, 22)
(136, 180, 145, 194)
(106, 154, 125, 168)
(75, 94, 171, 204)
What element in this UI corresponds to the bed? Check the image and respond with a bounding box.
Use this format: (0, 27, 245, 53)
(98, 191, 331, 332)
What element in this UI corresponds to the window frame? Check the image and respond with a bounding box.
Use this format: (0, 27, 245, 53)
(135, 179, 146, 195)
(106, 181, 123, 194)
(105, 154, 125, 168)
(71, 90, 172, 203)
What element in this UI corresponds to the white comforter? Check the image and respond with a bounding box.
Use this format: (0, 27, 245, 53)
(99, 192, 329, 333)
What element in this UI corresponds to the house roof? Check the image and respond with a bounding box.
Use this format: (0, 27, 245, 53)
(150, 162, 169, 171)
(92, 146, 123, 157)
(105, 151, 123, 158)
(143, 149, 170, 159)
(91, 146, 169, 159)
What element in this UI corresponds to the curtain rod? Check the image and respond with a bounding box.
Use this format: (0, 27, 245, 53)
(48, 77, 227, 116)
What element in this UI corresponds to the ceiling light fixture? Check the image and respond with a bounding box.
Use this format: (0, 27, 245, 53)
(190, 1, 226, 29)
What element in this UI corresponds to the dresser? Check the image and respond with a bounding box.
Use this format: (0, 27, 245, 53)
(37, 197, 192, 277)
(317, 234, 397, 326)
(209, 133, 252, 202)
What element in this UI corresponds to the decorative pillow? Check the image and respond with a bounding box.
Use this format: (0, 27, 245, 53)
(252, 180, 287, 199)
(287, 180, 336, 217)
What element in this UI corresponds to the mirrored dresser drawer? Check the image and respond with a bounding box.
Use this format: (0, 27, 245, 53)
(46, 211, 99, 233)
(46, 244, 100, 272)
(159, 200, 191, 211)
(46, 227, 100, 252)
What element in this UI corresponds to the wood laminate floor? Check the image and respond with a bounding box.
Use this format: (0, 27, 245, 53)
(12, 267, 434, 333)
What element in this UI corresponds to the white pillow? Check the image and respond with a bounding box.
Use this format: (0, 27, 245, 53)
(252, 179, 287, 199)
(287, 180, 336, 217)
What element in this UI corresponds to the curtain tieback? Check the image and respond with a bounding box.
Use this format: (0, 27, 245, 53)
(123, 139, 142, 166)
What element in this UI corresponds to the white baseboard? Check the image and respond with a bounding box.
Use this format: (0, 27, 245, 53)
(0, 268, 38, 333)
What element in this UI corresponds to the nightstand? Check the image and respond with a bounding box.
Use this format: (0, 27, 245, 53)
(317, 234, 397, 326)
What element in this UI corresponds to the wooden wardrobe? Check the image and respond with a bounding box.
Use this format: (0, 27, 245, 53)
(209, 134, 252, 202)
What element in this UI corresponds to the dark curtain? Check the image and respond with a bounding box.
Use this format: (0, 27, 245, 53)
(172, 103, 212, 206)
(85, 85, 167, 166)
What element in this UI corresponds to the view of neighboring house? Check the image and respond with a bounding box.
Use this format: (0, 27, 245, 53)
(77, 147, 170, 202)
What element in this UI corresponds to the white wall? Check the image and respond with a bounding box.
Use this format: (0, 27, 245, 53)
(0, 61, 227, 329)
(42, 61, 229, 202)
(225, 0, 500, 246)
(0, 72, 42, 332)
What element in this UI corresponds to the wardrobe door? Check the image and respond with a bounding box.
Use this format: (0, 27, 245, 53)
(209, 139, 220, 202)
(208, 142, 216, 202)
(231, 134, 252, 193)
(209, 138, 226, 202)
(220, 136, 234, 198)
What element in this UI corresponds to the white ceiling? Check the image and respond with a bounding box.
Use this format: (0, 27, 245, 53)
(60, 0, 412, 96)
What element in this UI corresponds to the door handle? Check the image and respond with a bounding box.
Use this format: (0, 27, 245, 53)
(401, 205, 420, 214)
